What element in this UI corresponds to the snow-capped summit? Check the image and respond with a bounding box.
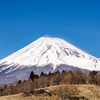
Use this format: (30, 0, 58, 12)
(0, 37, 100, 84)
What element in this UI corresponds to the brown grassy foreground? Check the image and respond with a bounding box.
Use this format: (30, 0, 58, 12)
(0, 84, 100, 100)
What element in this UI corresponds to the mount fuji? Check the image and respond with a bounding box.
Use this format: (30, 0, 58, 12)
(0, 37, 100, 84)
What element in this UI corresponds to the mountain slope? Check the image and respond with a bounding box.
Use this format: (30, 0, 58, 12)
(0, 37, 100, 84)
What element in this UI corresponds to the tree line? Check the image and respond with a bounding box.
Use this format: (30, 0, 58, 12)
(0, 69, 100, 96)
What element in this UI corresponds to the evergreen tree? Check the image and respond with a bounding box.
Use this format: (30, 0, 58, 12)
(29, 71, 34, 81)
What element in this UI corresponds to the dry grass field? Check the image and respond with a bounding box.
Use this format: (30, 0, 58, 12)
(0, 84, 100, 100)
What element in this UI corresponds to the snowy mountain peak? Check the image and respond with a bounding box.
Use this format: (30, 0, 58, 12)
(0, 37, 100, 84)
(0, 37, 98, 71)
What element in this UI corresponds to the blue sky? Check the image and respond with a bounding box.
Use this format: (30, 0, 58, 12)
(0, 0, 100, 60)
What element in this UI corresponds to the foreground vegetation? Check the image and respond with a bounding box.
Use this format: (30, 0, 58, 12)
(0, 84, 100, 100)
(0, 69, 100, 99)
